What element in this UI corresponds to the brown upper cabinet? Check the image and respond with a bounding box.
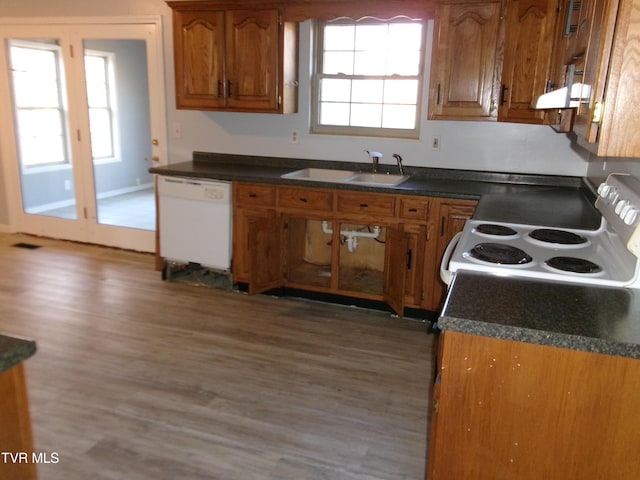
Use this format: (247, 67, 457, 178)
(548, 0, 640, 157)
(168, 2, 298, 113)
(429, 0, 558, 123)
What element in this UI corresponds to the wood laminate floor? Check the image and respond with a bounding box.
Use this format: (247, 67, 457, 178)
(0, 233, 434, 480)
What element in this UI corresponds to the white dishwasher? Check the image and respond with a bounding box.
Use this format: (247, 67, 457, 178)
(158, 176, 232, 271)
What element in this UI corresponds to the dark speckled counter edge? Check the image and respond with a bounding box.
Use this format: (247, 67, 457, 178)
(188, 151, 586, 188)
(0, 334, 37, 374)
(438, 316, 640, 360)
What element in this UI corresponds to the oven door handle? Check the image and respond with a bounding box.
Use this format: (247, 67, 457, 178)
(440, 231, 462, 286)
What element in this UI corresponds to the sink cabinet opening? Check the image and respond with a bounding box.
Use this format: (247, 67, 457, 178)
(285, 217, 333, 288)
(337, 222, 386, 295)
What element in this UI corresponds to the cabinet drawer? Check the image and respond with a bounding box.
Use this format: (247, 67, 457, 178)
(399, 197, 429, 220)
(336, 192, 396, 217)
(235, 183, 276, 207)
(278, 187, 333, 211)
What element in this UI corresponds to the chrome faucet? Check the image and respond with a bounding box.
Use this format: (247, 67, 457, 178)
(393, 153, 404, 176)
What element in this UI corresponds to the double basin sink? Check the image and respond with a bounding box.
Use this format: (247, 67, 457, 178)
(281, 168, 409, 187)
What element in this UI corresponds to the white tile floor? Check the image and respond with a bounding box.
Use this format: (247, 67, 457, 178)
(36, 188, 155, 231)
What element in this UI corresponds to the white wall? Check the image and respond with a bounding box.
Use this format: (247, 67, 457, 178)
(168, 20, 590, 176)
(0, 0, 594, 226)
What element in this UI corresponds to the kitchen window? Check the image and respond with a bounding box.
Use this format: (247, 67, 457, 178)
(8, 40, 70, 169)
(312, 18, 425, 139)
(84, 49, 118, 161)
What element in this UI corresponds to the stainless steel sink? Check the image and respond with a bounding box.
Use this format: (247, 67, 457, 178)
(280, 168, 356, 182)
(281, 168, 410, 187)
(344, 173, 410, 187)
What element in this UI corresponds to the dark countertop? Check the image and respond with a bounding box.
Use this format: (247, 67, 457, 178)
(440, 272, 640, 359)
(0, 334, 36, 374)
(151, 152, 602, 230)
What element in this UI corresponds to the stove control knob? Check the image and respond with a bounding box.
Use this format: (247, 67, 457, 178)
(624, 208, 638, 226)
(620, 203, 633, 219)
(615, 199, 628, 215)
(597, 183, 612, 198)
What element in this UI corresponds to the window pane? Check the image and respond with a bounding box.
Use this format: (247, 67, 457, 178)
(382, 105, 417, 129)
(315, 20, 424, 135)
(320, 78, 351, 102)
(354, 51, 385, 76)
(352, 79, 383, 104)
(323, 51, 354, 75)
(88, 108, 113, 158)
(324, 25, 355, 50)
(351, 103, 382, 128)
(383, 79, 419, 104)
(387, 51, 421, 76)
(320, 102, 350, 126)
(354, 24, 387, 52)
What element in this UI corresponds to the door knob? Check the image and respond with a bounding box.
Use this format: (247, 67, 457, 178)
(152, 139, 159, 146)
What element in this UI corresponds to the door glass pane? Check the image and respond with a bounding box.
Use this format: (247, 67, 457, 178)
(84, 39, 154, 231)
(8, 38, 77, 219)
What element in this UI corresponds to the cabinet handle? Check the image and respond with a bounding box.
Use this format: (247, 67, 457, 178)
(500, 84, 508, 105)
(249, 193, 257, 198)
(228, 80, 233, 97)
(299, 197, 308, 203)
(406, 249, 413, 270)
(218, 80, 223, 98)
(436, 83, 441, 105)
(408, 207, 418, 213)
(359, 203, 369, 208)
(564, 0, 582, 38)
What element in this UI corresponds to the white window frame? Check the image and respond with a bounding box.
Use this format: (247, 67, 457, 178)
(8, 39, 72, 174)
(84, 48, 120, 164)
(312, 17, 426, 139)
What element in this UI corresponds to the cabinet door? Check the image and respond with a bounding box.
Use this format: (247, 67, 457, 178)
(429, 2, 502, 120)
(225, 9, 280, 111)
(429, 200, 477, 309)
(499, 0, 558, 123)
(173, 10, 226, 109)
(248, 215, 285, 295)
(384, 228, 409, 317)
(233, 207, 276, 283)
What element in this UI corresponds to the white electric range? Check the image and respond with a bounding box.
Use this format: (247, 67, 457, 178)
(440, 173, 640, 288)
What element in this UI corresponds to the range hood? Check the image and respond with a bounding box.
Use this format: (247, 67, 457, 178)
(532, 63, 591, 110)
(533, 82, 591, 109)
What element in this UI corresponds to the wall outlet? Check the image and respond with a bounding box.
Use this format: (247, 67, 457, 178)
(291, 129, 299, 144)
(431, 135, 441, 151)
(64, 179, 71, 191)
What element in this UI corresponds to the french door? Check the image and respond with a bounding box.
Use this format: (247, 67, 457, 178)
(0, 19, 166, 252)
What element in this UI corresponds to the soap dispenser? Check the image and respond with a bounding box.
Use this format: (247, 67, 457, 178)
(365, 150, 383, 173)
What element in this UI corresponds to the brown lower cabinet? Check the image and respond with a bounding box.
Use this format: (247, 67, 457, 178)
(0, 363, 38, 480)
(428, 331, 640, 479)
(232, 182, 477, 315)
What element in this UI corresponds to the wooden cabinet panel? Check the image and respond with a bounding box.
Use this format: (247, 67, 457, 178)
(234, 183, 276, 207)
(0, 364, 37, 480)
(168, 2, 298, 113)
(173, 10, 226, 109)
(429, 331, 640, 479)
(233, 182, 475, 315)
(278, 186, 333, 211)
(429, 2, 502, 120)
(428, 199, 477, 309)
(399, 196, 430, 221)
(499, 0, 558, 123)
(336, 192, 396, 217)
(225, 9, 280, 111)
